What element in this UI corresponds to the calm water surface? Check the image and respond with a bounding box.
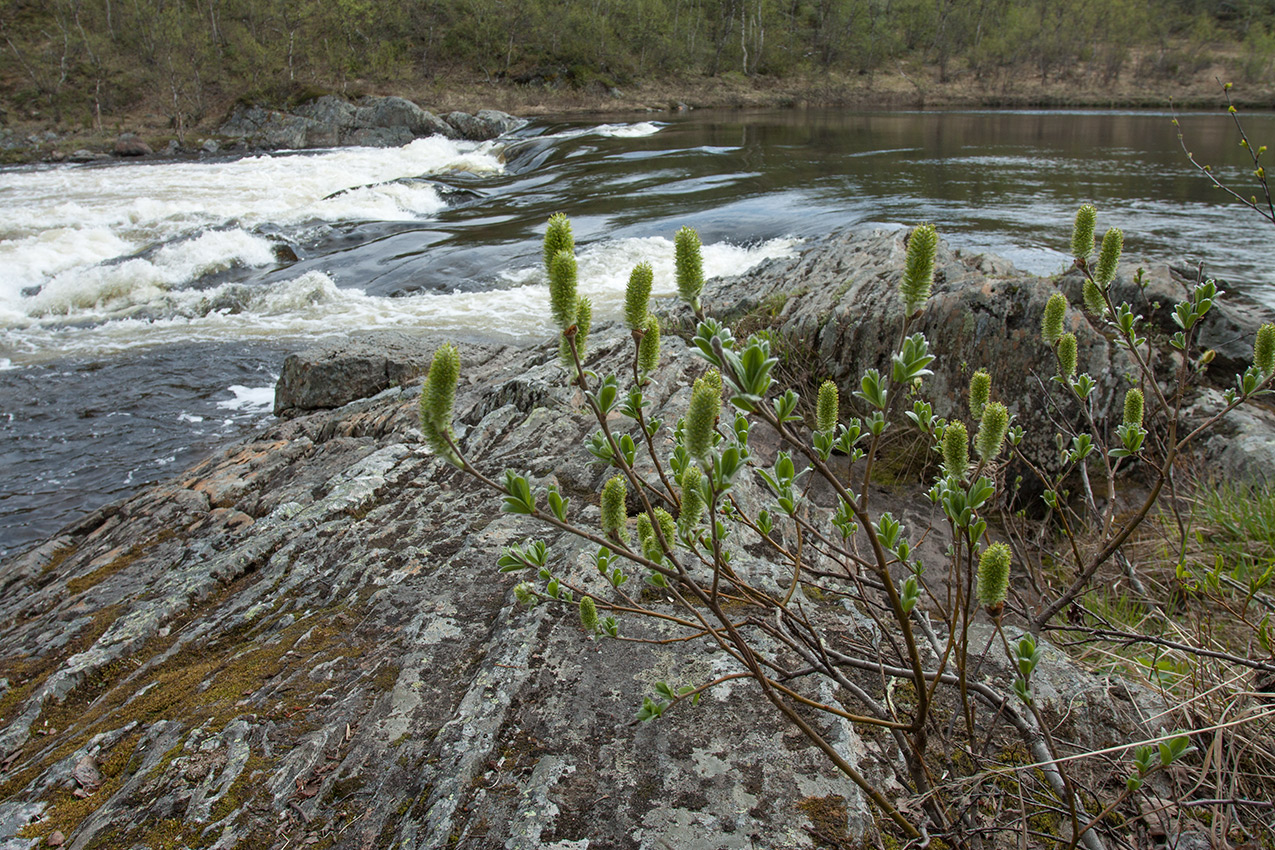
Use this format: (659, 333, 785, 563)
(1, 107, 1271, 557)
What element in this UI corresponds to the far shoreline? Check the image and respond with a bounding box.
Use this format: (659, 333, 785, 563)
(3, 66, 1272, 168)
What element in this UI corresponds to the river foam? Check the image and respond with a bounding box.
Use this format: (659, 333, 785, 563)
(0, 235, 800, 358)
(0, 136, 506, 328)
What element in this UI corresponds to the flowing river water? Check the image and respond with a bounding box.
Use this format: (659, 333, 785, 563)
(1, 107, 1272, 557)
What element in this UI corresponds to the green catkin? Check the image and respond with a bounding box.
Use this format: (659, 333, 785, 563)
(579, 596, 598, 632)
(636, 513, 660, 562)
(901, 224, 937, 314)
(513, 582, 536, 606)
(626, 262, 654, 330)
(678, 466, 705, 539)
(675, 226, 705, 309)
(548, 249, 578, 330)
(1255, 323, 1275, 376)
(976, 402, 1009, 462)
(1123, 388, 1144, 427)
(544, 213, 574, 274)
(601, 475, 628, 543)
(1057, 333, 1078, 378)
(419, 343, 461, 465)
(1042, 292, 1067, 345)
(654, 507, 677, 551)
(1094, 227, 1123, 287)
(816, 380, 839, 434)
(969, 370, 991, 420)
(977, 542, 1012, 612)
(943, 420, 970, 479)
(1082, 279, 1106, 316)
(638, 315, 661, 376)
(1071, 204, 1096, 262)
(685, 369, 722, 464)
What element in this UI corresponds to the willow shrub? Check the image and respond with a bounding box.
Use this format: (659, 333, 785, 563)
(418, 211, 1275, 848)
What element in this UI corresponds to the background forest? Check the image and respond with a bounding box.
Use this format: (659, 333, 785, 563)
(2, 0, 1275, 137)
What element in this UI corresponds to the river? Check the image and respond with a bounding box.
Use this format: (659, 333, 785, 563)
(1, 107, 1271, 557)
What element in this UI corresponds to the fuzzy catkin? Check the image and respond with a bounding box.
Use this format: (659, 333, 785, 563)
(419, 343, 460, 464)
(685, 370, 721, 464)
(548, 250, 578, 330)
(1042, 293, 1067, 345)
(579, 596, 599, 632)
(1123, 388, 1144, 427)
(977, 543, 1012, 611)
(901, 224, 937, 314)
(678, 466, 705, 539)
(976, 402, 1009, 462)
(626, 262, 653, 330)
(544, 213, 573, 273)
(1057, 333, 1078, 378)
(675, 226, 704, 307)
(816, 380, 839, 434)
(969, 370, 991, 421)
(638, 315, 661, 376)
(943, 420, 969, 479)
(1094, 227, 1123, 287)
(1071, 205, 1096, 261)
(601, 475, 628, 543)
(1255, 323, 1275, 376)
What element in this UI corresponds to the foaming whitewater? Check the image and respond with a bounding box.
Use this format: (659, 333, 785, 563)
(2, 235, 800, 356)
(0, 136, 506, 333)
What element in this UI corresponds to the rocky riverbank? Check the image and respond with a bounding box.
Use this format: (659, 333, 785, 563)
(0, 95, 526, 166)
(1, 229, 1271, 849)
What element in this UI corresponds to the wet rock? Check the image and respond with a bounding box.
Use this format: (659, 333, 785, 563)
(219, 95, 518, 151)
(273, 331, 445, 417)
(443, 109, 527, 141)
(112, 134, 152, 156)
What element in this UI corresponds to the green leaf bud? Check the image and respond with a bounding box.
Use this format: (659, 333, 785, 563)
(977, 542, 1012, 613)
(579, 596, 599, 632)
(1094, 227, 1123, 287)
(816, 380, 839, 434)
(1042, 292, 1067, 345)
(626, 262, 654, 330)
(1255, 322, 1275, 376)
(1057, 333, 1078, 378)
(685, 369, 722, 464)
(976, 402, 1009, 462)
(638, 315, 661, 377)
(901, 224, 937, 314)
(942, 420, 969, 479)
(1082, 279, 1106, 316)
(544, 213, 574, 274)
(548, 249, 578, 330)
(969, 369, 991, 420)
(1123, 388, 1144, 427)
(1071, 204, 1096, 261)
(677, 466, 705, 539)
(601, 475, 628, 543)
(419, 343, 461, 465)
(675, 226, 704, 309)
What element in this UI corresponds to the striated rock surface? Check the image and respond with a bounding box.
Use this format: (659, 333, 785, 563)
(1, 229, 1270, 849)
(218, 95, 526, 151)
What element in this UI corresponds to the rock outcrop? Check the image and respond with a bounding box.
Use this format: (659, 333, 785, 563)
(1, 229, 1271, 850)
(218, 96, 526, 151)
